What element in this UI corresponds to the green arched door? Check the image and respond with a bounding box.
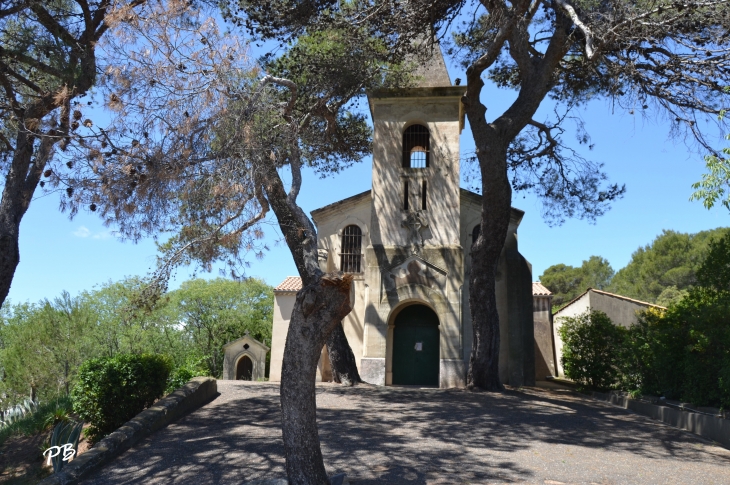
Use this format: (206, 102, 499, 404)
(392, 305, 440, 386)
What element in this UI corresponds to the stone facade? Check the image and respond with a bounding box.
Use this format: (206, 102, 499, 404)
(269, 47, 536, 388)
(222, 334, 269, 381)
(533, 282, 556, 380)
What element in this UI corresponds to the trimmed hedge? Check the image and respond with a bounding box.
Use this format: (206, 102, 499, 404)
(71, 354, 172, 442)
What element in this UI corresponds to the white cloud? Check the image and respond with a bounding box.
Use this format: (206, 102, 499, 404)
(73, 226, 91, 238)
(73, 226, 113, 240)
(92, 231, 112, 240)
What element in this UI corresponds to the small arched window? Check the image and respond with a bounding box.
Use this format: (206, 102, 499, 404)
(402, 124, 430, 169)
(472, 225, 481, 246)
(340, 225, 362, 273)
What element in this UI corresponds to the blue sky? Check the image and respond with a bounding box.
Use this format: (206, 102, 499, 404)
(5, 47, 729, 305)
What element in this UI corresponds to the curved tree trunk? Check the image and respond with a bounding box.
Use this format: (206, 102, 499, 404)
(461, 17, 570, 389)
(0, 224, 20, 308)
(0, 134, 47, 309)
(280, 274, 353, 484)
(326, 322, 362, 386)
(465, 145, 512, 391)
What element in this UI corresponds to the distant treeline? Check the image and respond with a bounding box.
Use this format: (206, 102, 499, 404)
(540, 227, 730, 309)
(0, 277, 273, 408)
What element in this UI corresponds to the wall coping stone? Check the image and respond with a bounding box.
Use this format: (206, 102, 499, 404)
(591, 390, 730, 448)
(38, 377, 218, 485)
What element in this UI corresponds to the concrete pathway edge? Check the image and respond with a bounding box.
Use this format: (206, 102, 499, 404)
(592, 390, 730, 447)
(39, 377, 218, 485)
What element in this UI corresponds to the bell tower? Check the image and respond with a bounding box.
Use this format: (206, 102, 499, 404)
(366, 46, 465, 251)
(359, 45, 470, 388)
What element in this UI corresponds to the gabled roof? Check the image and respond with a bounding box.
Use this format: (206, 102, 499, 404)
(310, 190, 371, 220)
(532, 282, 552, 297)
(553, 288, 666, 316)
(274, 276, 302, 293)
(222, 333, 270, 351)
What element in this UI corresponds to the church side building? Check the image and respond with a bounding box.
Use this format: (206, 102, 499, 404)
(269, 49, 535, 388)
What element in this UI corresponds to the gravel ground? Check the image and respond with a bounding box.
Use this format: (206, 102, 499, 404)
(79, 381, 730, 484)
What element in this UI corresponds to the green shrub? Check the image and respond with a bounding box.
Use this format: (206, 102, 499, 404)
(166, 356, 210, 394)
(642, 289, 730, 407)
(71, 354, 172, 442)
(558, 311, 627, 391)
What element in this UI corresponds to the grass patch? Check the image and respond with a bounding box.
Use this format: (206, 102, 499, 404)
(0, 397, 74, 447)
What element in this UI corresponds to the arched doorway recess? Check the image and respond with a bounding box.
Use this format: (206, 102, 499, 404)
(236, 355, 253, 380)
(392, 304, 440, 386)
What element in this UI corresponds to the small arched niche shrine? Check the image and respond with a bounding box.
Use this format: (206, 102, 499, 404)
(222, 332, 269, 381)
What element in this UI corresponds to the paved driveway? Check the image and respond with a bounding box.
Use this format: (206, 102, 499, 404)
(80, 381, 730, 484)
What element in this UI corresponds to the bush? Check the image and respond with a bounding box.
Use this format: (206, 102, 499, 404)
(71, 354, 172, 442)
(166, 356, 210, 394)
(558, 311, 627, 391)
(634, 289, 730, 407)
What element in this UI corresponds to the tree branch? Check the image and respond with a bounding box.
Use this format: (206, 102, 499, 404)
(553, 0, 595, 59)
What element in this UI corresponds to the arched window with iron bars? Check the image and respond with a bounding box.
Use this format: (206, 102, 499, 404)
(340, 225, 363, 273)
(402, 124, 430, 168)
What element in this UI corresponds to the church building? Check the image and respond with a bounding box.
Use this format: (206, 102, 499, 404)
(268, 49, 536, 388)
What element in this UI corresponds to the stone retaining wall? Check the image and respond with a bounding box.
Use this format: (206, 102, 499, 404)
(592, 391, 730, 448)
(40, 377, 218, 485)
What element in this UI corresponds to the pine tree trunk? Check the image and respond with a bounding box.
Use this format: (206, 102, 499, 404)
(465, 148, 512, 391)
(0, 135, 37, 309)
(326, 323, 362, 386)
(462, 93, 513, 391)
(280, 274, 353, 485)
(0, 225, 20, 309)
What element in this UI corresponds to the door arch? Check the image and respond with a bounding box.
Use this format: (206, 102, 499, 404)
(236, 355, 253, 380)
(392, 304, 439, 386)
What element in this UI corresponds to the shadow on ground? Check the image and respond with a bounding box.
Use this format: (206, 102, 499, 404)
(79, 382, 730, 485)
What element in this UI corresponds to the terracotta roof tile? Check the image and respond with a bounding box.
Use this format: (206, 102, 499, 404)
(274, 276, 302, 293)
(532, 282, 552, 296)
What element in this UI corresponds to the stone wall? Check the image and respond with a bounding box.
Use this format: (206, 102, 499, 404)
(592, 391, 730, 448)
(533, 295, 555, 379)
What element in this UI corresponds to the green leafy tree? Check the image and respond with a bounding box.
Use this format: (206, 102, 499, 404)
(691, 109, 730, 211)
(0, 293, 96, 406)
(609, 228, 730, 303)
(696, 231, 730, 292)
(540, 256, 614, 308)
(655, 286, 689, 307)
(167, 278, 273, 377)
(79, 278, 175, 358)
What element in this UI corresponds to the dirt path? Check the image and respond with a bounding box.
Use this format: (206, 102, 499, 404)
(79, 381, 730, 484)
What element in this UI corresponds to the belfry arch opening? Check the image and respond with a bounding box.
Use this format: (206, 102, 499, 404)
(402, 124, 430, 168)
(391, 304, 440, 386)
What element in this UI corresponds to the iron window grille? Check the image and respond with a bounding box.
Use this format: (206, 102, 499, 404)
(340, 225, 363, 273)
(402, 124, 430, 168)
